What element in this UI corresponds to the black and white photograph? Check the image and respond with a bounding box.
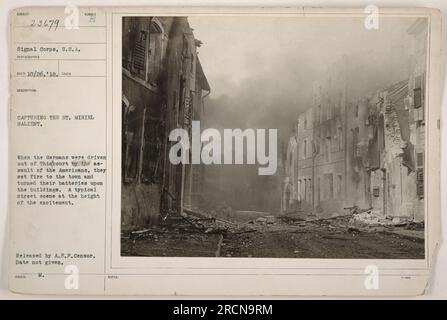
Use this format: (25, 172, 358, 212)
(120, 15, 427, 259)
(4, 3, 447, 298)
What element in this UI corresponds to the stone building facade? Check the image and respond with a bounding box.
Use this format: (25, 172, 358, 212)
(121, 17, 210, 230)
(283, 19, 426, 222)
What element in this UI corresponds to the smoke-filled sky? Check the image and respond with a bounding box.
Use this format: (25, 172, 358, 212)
(190, 16, 418, 96)
(190, 16, 421, 146)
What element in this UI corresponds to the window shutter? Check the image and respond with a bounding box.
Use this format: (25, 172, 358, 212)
(132, 31, 147, 78)
(373, 187, 380, 197)
(416, 152, 424, 167)
(413, 88, 422, 109)
(416, 168, 424, 198)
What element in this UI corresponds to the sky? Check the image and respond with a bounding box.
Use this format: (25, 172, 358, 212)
(190, 16, 419, 98)
(188, 16, 422, 138)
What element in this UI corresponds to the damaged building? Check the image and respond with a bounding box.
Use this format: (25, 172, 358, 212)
(121, 17, 210, 231)
(283, 19, 426, 222)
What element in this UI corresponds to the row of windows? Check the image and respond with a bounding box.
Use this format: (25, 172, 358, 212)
(316, 173, 344, 202)
(297, 174, 344, 203)
(300, 102, 344, 131)
(298, 125, 372, 161)
(297, 178, 312, 202)
(298, 116, 310, 130)
(316, 103, 343, 124)
(310, 102, 361, 128)
(299, 129, 344, 160)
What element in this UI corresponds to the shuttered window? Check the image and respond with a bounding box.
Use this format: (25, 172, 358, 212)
(414, 75, 422, 109)
(373, 187, 380, 197)
(132, 31, 147, 79)
(414, 88, 422, 109)
(416, 168, 424, 198)
(416, 152, 424, 167)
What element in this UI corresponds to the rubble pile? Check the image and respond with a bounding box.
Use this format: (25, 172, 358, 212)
(348, 206, 422, 232)
(254, 215, 277, 224)
(350, 209, 389, 225)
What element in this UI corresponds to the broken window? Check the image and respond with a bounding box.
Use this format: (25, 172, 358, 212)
(355, 104, 359, 118)
(329, 174, 334, 199)
(307, 179, 312, 202)
(317, 177, 321, 204)
(303, 140, 307, 159)
(302, 179, 306, 201)
(141, 115, 164, 183)
(353, 127, 359, 141)
(337, 175, 343, 199)
(373, 187, 380, 197)
(324, 173, 334, 200)
(147, 20, 164, 85)
(414, 87, 422, 109)
(123, 105, 143, 182)
(414, 75, 422, 109)
(413, 75, 425, 126)
(414, 107, 424, 122)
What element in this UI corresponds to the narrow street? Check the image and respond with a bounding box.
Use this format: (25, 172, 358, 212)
(120, 17, 428, 263)
(121, 213, 424, 259)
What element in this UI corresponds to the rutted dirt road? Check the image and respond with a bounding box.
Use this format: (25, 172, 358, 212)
(121, 215, 424, 259)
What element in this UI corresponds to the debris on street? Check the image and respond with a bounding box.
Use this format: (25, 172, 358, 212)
(122, 209, 424, 258)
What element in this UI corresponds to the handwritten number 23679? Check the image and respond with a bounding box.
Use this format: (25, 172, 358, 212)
(30, 19, 60, 31)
